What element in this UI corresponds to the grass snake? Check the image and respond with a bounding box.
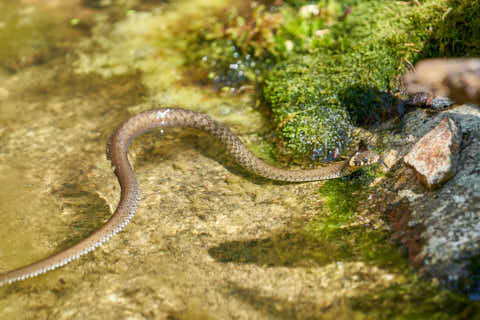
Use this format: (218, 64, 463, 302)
(0, 108, 379, 286)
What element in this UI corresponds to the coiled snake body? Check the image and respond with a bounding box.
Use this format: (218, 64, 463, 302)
(0, 108, 379, 286)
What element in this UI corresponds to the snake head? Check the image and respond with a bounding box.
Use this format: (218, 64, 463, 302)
(348, 150, 380, 168)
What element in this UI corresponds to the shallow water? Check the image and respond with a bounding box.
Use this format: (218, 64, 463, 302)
(0, 1, 474, 319)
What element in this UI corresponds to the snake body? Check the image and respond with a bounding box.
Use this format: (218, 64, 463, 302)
(0, 108, 378, 286)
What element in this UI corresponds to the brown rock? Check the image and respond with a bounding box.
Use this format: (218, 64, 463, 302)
(404, 117, 462, 190)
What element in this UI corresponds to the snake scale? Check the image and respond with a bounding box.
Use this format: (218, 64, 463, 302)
(0, 108, 379, 286)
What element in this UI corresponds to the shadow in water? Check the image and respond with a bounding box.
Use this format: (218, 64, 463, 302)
(225, 279, 480, 320)
(209, 231, 327, 268)
(208, 225, 403, 270)
(51, 182, 111, 251)
(225, 281, 327, 320)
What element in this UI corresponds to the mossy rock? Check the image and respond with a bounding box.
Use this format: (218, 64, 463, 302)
(262, 55, 352, 160)
(184, 0, 480, 159)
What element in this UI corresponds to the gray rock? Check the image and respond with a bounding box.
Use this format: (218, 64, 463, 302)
(398, 105, 480, 294)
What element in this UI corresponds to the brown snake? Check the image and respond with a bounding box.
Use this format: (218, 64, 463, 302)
(0, 108, 379, 286)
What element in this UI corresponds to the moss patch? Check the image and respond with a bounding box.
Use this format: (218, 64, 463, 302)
(413, 0, 480, 59)
(305, 168, 406, 269)
(184, 0, 480, 159)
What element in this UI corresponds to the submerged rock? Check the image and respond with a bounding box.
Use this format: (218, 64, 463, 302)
(404, 117, 462, 190)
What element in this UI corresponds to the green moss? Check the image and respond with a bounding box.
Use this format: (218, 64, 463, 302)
(302, 167, 407, 269)
(263, 55, 353, 159)
(314, 172, 366, 231)
(412, 0, 480, 59)
(185, 0, 480, 159)
(267, 0, 480, 158)
(262, 0, 419, 158)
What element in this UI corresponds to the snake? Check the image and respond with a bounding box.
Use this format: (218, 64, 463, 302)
(0, 108, 379, 286)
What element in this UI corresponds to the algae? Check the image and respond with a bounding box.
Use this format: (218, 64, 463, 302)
(305, 167, 405, 269)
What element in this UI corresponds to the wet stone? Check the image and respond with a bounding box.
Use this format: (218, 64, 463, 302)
(403, 117, 462, 190)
